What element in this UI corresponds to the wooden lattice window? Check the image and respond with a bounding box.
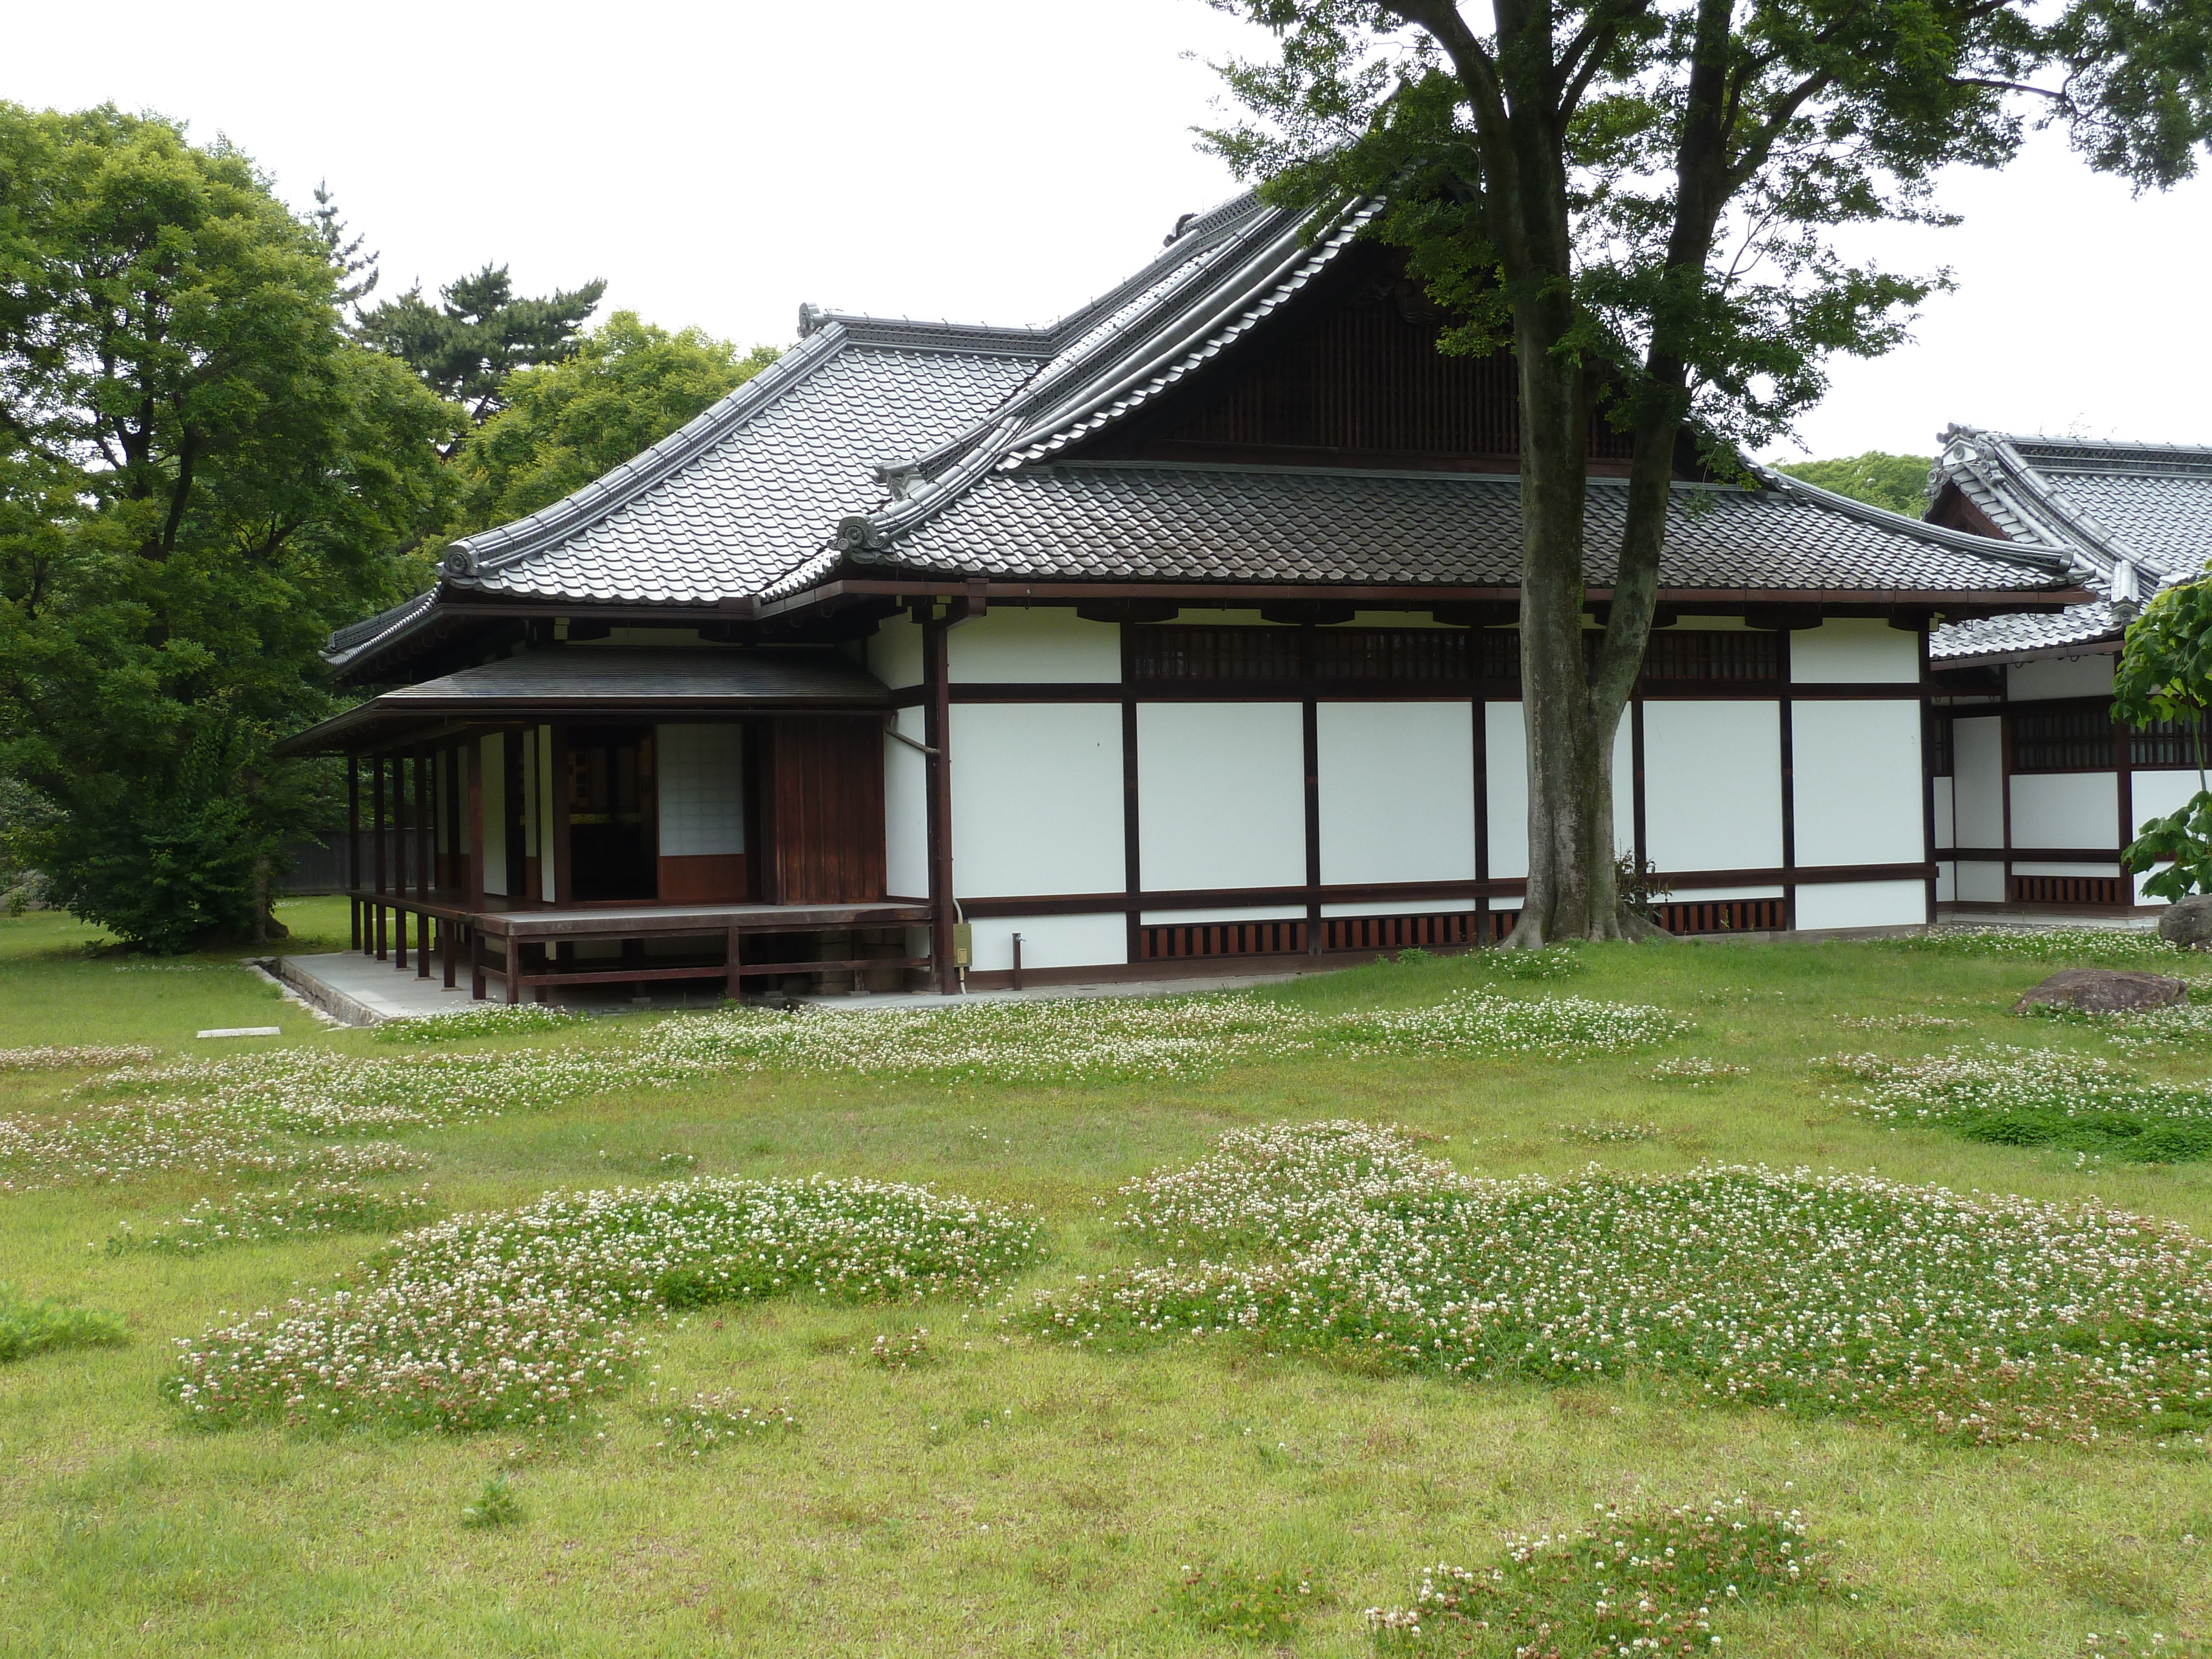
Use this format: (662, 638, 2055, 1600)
(2011, 707, 2114, 771)
(1654, 898, 1787, 935)
(1637, 630, 1782, 683)
(2130, 713, 2206, 769)
(1310, 629, 1472, 681)
(2008, 874, 2126, 906)
(1321, 912, 1482, 952)
(1139, 918, 1307, 959)
(1126, 626, 1303, 682)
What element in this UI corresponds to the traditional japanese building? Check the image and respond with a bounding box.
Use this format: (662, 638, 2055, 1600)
(1928, 431, 2212, 913)
(280, 193, 2083, 1000)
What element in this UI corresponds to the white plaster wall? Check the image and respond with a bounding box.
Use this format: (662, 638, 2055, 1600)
(1956, 860, 2006, 902)
(1320, 898, 1480, 916)
(2010, 772, 2116, 849)
(950, 703, 1123, 899)
(479, 733, 507, 896)
(2132, 768, 2204, 829)
(950, 609, 1123, 684)
(1643, 701, 1782, 872)
(1791, 700, 1925, 867)
(966, 913, 1128, 973)
(1142, 904, 1306, 924)
(1316, 702, 1476, 886)
(1485, 702, 1631, 880)
(1138, 702, 1306, 891)
(1936, 861, 1956, 902)
(655, 724, 744, 856)
(1660, 883, 1785, 902)
(1933, 776, 1955, 848)
(2014, 861, 2122, 876)
(884, 708, 928, 899)
(536, 728, 556, 902)
(867, 611, 925, 690)
(1790, 619, 1919, 684)
(1952, 718, 2004, 847)
(1794, 878, 1927, 930)
(2008, 654, 2115, 701)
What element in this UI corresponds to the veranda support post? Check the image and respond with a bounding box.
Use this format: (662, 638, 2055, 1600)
(467, 733, 487, 1000)
(372, 754, 388, 961)
(415, 748, 432, 980)
(392, 752, 408, 973)
(346, 756, 361, 951)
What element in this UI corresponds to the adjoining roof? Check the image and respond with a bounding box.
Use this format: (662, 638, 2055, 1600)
(786, 461, 2071, 598)
(280, 647, 889, 756)
(1927, 427, 2212, 662)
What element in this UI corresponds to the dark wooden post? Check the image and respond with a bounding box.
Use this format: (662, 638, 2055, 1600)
(414, 749, 432, 979)
(923, 613, 957, 994)
(346, 755, 362, 950)
(392, 753, 409, 972)
(549, 724, 572, 904)
(726, 925, 743, 999)
(372, 755, 388, 960)
(467, 734, 487, 999)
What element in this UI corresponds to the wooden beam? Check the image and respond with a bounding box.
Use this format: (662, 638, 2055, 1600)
(346, 756, 361, 952)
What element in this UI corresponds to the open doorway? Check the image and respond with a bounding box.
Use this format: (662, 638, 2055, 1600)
(566, 726, 658, 900)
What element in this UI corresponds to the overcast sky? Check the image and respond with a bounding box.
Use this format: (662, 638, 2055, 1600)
(12, 0, 2210, 462)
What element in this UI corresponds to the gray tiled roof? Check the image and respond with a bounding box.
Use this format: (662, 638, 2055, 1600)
(1928, 601, 2124, 666)
(1926, 429, 2212, 661)
(823, 462, 2070, 594)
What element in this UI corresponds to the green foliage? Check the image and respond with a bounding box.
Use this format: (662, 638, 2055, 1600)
(1169, 1562, 1323, 1644)
(453, 312, 778, 533)
(2114, 581, 2212, 891)
(1773, 452, 1935, 516)
(0, 1282, 128, 1363)
(1886, 926, 2189, 966)
(358, 263, 607, 439)
(460, 1473, 523, 1529)
(372, 1004, 592, 1044)
(2124, 789, 2212, 900)
(0, 104, 455, 950)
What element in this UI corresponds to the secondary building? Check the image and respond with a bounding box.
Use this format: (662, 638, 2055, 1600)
(282, 194, 2080, 998)
(1928, 431, 2212, 913)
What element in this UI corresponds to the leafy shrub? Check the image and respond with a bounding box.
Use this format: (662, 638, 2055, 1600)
(105, 1182, 441, 1255)
(163, 1176, 1041, 1432)
(0, 1284, 128, 1363)
(1367, 1498, 1843, 1654)
(1170, 1562, 1323, 1643)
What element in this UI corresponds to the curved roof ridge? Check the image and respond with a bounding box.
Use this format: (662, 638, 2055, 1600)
(1754, 463, 2075, 578)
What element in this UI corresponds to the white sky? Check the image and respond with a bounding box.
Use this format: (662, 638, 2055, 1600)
(11, 0, 2210, 463)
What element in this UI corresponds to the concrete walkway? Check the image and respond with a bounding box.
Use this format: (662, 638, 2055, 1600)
(273, 952, 483, 1026)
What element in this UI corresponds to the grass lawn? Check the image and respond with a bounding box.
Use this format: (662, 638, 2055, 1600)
(2, 905, 2208, 1657)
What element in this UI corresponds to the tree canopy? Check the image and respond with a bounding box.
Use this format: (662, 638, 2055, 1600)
(1204, 0, 2212, 942)
(1772, 451, 1933, 517)
(453, 312, 779, 534)
(0, 104, 455, 948)
(357, 264, 608, 448)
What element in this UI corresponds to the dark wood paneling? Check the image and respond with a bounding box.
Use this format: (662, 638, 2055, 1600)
(658, 854, 748, 904)
(767, 717, 888, 905)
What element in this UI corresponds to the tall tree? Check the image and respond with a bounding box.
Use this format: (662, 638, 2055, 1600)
(358, 263, 608, 451)
(1203, 0, 2212, 942)
(454, 312, 779, 534)
(0, 104, 455, 950)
